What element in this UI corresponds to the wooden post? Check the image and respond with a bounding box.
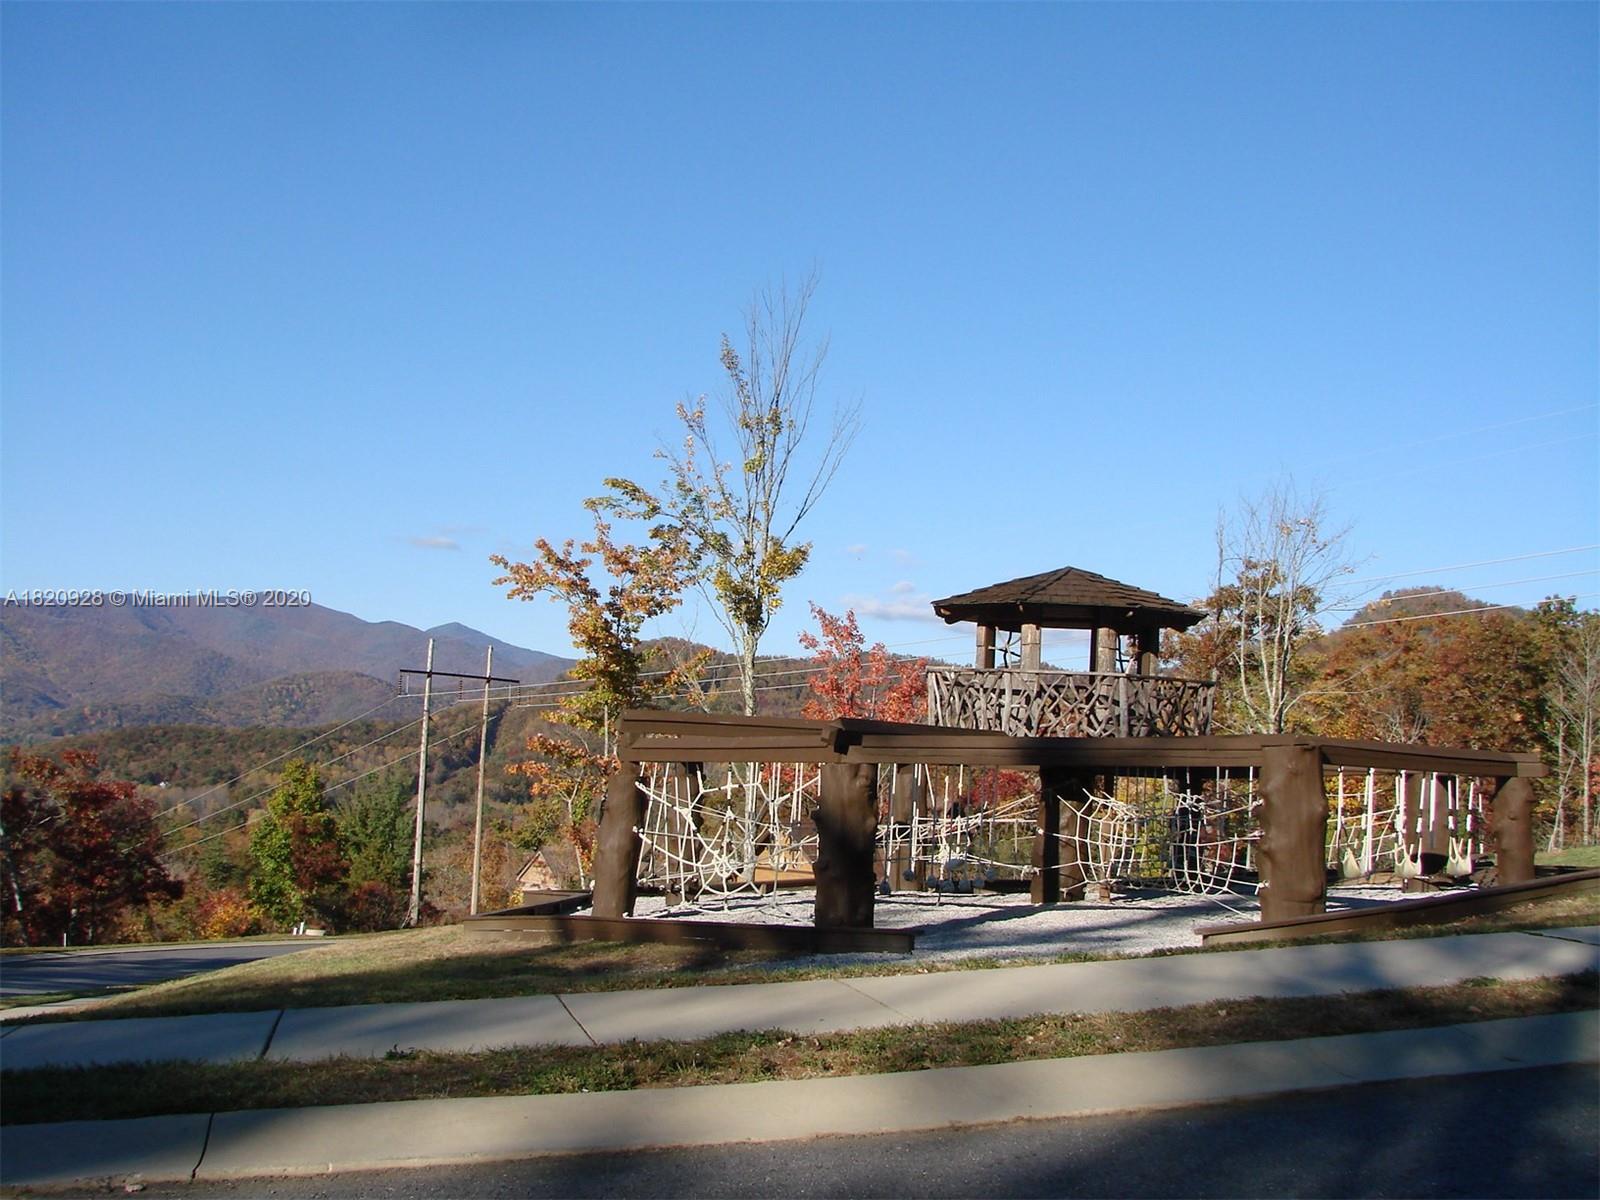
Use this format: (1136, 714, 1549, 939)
(1135, 627, 1161, 676)
(1032, 769, 1061, 904)
(1091, 627, 1119, 673)
(469, 645, 495, 916)
(407, 638, 435, 927)
(1020, 623, 1042, 671)
(888, 766, 920, 892)
(1037, 767, 1089, 903)
(1489, 776, 1535, 886)
(975, 624, 995, 669)
(1257, 743, 1328, 921)
(814, 763, 877, 927)
(591, 766, 649, 919)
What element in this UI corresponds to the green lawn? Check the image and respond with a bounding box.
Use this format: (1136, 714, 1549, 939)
(1538, 845, 1600, 869)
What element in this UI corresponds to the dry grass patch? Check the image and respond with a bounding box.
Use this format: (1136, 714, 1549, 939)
(4, 971, 1592, 1127)
(41, 927, 787, 1023)
(17, 886, 1596, 1026)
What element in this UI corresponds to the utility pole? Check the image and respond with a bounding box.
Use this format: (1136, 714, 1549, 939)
(407, 639, 434, 927)
(401, 641, 520, 926)
(470, 645, 493, 915)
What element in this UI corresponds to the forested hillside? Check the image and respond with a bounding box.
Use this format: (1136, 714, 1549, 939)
(0, 601, 573, 738)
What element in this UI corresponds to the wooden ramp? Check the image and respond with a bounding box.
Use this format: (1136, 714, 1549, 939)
(463, 910, 917, 955)
(1197, 869, 1600, 946)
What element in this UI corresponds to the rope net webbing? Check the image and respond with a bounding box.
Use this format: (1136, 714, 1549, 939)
(629, 762, 1488, 907)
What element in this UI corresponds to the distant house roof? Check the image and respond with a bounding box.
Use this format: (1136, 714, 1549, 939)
(930, 566, 1206, 633)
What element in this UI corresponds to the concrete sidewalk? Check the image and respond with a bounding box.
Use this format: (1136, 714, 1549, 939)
(1, 927, 1594, 1071)
(4, 1011, 1595, 1187)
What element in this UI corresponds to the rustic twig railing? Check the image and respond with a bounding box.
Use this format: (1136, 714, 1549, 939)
(926, 667, 1216, 738)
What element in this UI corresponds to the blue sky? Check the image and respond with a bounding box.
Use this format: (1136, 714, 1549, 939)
(3, 2, 1595, 670)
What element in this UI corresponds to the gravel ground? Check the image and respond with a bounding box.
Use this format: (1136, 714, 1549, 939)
(630, 883, 1406, 970)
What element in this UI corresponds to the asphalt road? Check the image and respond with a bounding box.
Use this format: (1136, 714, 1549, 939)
(0, 940, 320, 996)
(122, 1065, 1598, 1199)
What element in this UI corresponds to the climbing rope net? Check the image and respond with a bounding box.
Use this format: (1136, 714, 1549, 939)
(632, 761, 1489, 905)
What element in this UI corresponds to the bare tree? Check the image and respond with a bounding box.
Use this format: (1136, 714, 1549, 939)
(1201, 484, 1356, 734)
(1548, 615, 1600, 845)
(601, 275, 860, 714)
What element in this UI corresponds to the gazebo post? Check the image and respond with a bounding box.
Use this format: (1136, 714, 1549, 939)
(1091, 627, 1119, 673)
(975, 624, 995, 669)
(1020, 623, 1043, 671)
(1135, 626, 1161, 676)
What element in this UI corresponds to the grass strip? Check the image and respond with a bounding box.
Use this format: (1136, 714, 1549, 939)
(3, 971, 1593, 1127)
(20, 890, 1596, 1027)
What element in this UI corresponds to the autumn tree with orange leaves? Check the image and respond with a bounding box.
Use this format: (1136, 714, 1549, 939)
(491, 503, 702, 883)
(798, 604, 927, 722)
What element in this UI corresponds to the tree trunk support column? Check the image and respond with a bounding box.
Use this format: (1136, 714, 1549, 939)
(1489, 776, 1535, 886)
(975, 625, 996, 670)
(1021, 624, 1043, 671)
(1257, 743, 1328, 921)
(815, 763, 878, 927)
(1035, 767, 1090, 904)
(1032, 769, 1061, 904)
(591, 766, 650, 919)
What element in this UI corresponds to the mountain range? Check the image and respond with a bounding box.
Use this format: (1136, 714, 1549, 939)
(0, 601, 575, 739)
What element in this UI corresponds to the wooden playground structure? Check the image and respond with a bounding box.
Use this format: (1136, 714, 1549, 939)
(531, 566, 1563, 948)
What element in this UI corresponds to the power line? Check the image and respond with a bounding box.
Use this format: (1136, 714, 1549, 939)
(1321, 403, 1597, 466)
(1343, 545, 1600, 587)
(1335, 592, 1599, 632)
(1323, 569, 1599, 612)
(163, 718, 488, 857)
(1334, 432, 1599, 490)
(155, 698, 494, 837)
(151, 692, 409, 819)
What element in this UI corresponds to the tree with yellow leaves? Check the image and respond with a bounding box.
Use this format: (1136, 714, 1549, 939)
(598, 275, 859, 715)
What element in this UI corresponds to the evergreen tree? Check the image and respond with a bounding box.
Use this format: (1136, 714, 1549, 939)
(248, 761, 346, 928)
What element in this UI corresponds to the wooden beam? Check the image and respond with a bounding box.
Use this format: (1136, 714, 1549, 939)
(463, 913, 916, 954)
(614, 712, 1547, 780)
(1197, 869, 1600, 946)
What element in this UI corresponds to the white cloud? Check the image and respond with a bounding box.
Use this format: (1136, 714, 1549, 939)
(845, 543, 868, 557)
(890, 580, 917, 595)
(407, 535, 462, 551)
(842, 592, 941, 623)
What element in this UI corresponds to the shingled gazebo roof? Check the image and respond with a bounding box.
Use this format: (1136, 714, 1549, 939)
(930, 566, 1206, 633)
